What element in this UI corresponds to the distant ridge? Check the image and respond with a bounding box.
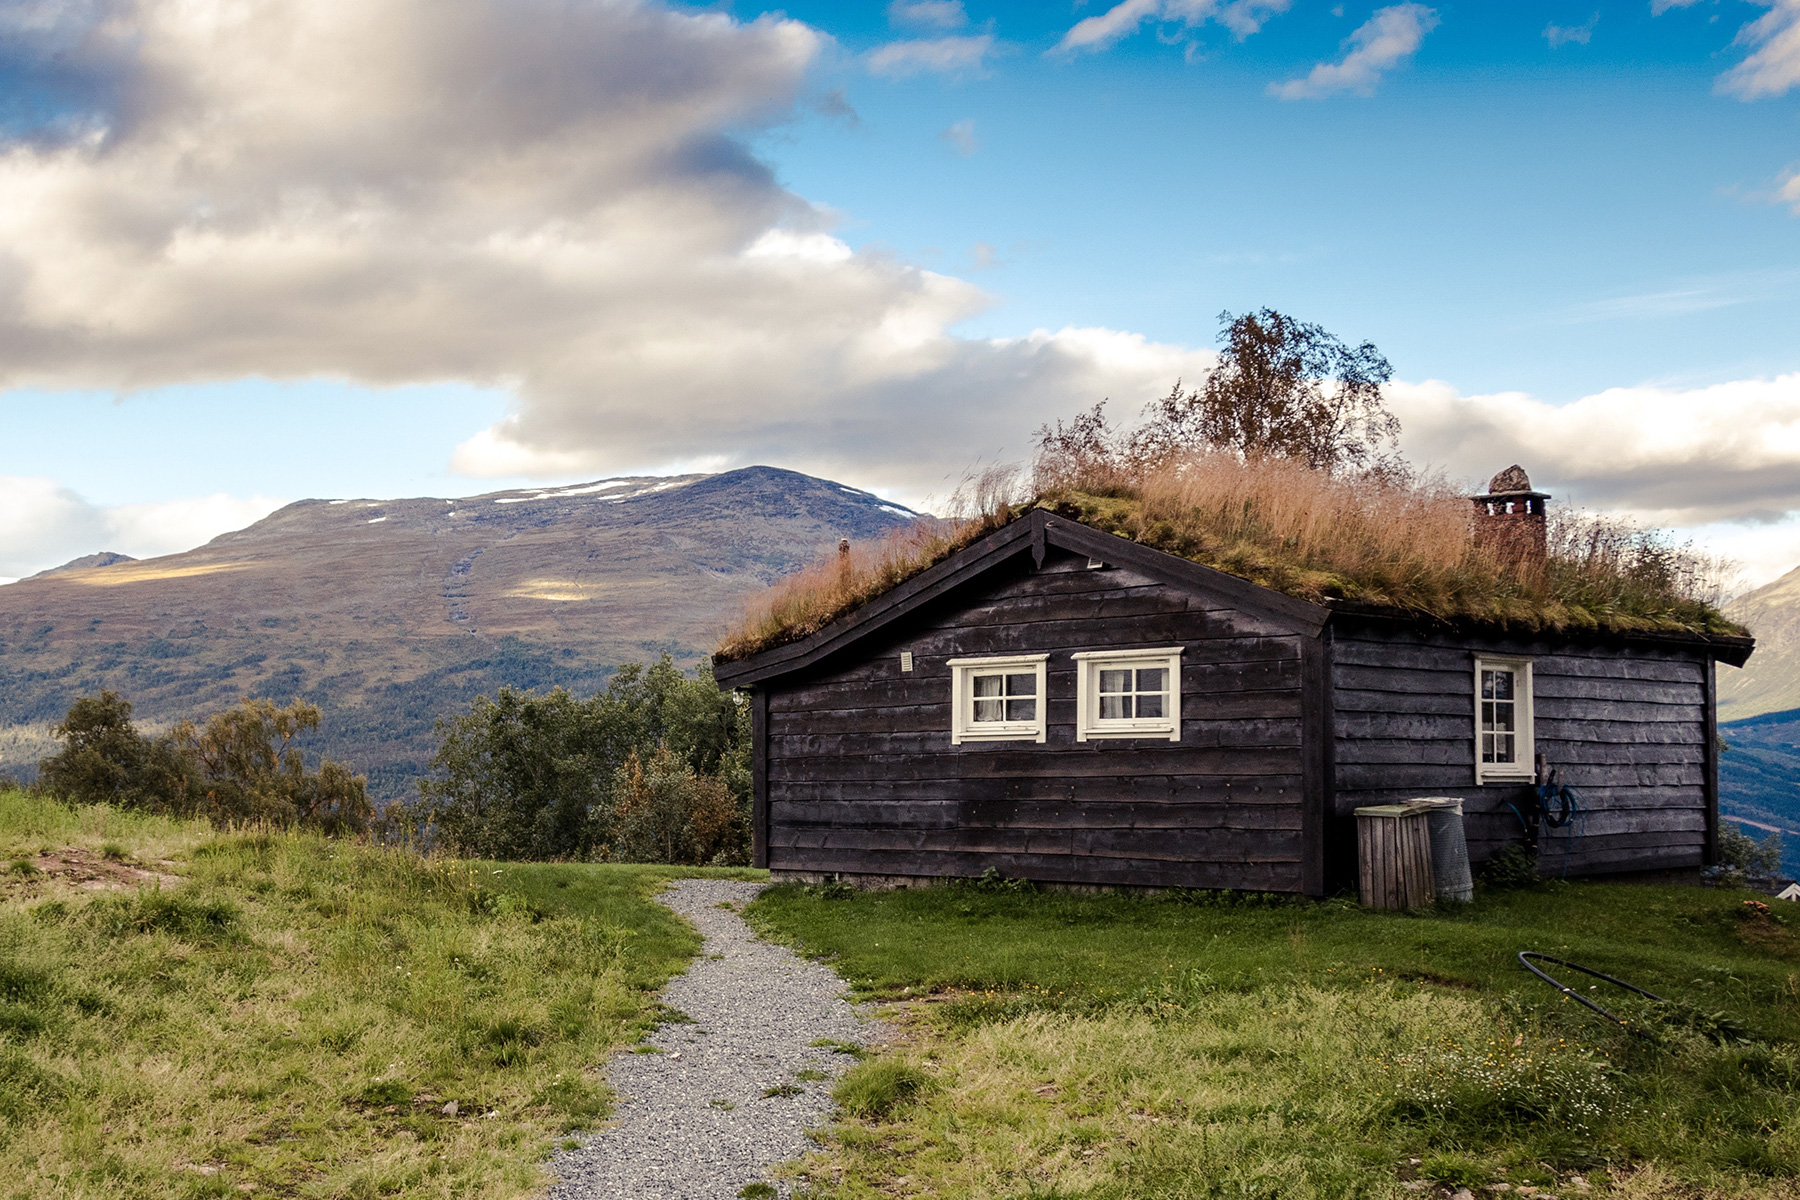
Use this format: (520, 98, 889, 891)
(1720, 564, 1800, 721)
(0, 466, 921, 799)
(25, 551, 137, 580)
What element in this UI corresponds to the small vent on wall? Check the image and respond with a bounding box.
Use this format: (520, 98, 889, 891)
(1086, 558, 1107, 570)
(900, 651, 914, 672)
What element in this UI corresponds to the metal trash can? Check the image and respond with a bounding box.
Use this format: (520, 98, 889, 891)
(1411, 798, 1474, 903)
(1355, 803, 1436, 909)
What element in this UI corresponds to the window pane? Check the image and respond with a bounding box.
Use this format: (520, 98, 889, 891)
(1006, 698, 1036, 722)
(1100, 695, 1129, 720)
(1005, 672, 1037, 697)
(1493, 733, 1514, 763)
(1136, 693, 1164, 719)
(1482, 668, 1513, 701)
(973, 674, 1003, 697)
(1136, 668, 1167, 693)
(1492, 703, 1514, 733)
(1482, 734, 1496, 763)
(1099, 668, 1131, 694)
(973, 698, 1004, 722)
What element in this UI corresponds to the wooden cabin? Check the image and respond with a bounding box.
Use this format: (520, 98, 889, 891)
(713, 471, 1753, 895)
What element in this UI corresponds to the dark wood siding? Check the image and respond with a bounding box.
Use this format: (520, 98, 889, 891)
(1329, 625, 1711, 880)
(764, 549, 1312, 891)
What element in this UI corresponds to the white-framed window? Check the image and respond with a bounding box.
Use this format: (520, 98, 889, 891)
(949, 654, 1049, 744)
(1474, 656, 1534, 784)
(1073, 647, 1183, 742)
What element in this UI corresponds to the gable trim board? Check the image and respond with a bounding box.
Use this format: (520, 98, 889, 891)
(716, 509, 1754, 893)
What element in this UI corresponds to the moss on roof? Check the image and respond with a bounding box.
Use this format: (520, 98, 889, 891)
(717, 461, 1746, 664)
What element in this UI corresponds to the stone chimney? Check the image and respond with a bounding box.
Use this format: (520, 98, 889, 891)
(1471, 465, 1550, 567)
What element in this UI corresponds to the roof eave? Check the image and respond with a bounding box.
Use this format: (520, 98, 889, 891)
(1324, 600, 1755, 667)
(713, 508, 1331, 689)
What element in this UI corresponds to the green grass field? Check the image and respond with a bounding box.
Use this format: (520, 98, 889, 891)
(0, 785, 759, 1199)
(750, 879, 1800, 1199)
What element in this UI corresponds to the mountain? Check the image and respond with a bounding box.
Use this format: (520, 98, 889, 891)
(1719, 565, 1800, 721)
(0, 467, 919, 799)
(1720, 708, 1800, 875)
(27, 552, 138, 579)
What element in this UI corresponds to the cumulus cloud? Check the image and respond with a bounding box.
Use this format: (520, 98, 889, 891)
(0, 0, 1216, 502)
(1386, 373, 1800, 527)
(888, 0, 967, 30)
(1717, 0, 1800, 100)
(1052, 0, 1289, 55)
(1269, 3, 1438, 99)
(0, 477, 283, 581)
(867, 33, 996, 77)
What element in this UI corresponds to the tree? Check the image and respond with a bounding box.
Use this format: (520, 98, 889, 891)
(39, 692, 370, 833)
(1133, 308, 1400, 472)
(38, 691, 195, 812)
(412, 655, 751, 862)
(173, 698, 371, 834)
(611, 745, 741, 866)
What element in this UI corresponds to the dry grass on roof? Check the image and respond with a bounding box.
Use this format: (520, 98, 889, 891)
(715, 454, 1742, 663)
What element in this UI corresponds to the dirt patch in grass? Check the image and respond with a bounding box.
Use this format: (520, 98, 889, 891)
(3, 847, 181, 897)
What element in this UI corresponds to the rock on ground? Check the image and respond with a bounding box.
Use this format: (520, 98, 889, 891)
(548, 878, 877, 1200)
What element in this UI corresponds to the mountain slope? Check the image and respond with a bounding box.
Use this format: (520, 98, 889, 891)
(1719, 707, 1800, 875)
(1719, 565, 1800, 721)
(0, 466, 918, 798)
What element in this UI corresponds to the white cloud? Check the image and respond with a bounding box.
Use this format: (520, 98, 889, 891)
(0, 477, 283, 580)
(1052, 0, 1289, 56)
(867, 33, 996, 77)
(1386, 372, 1800, 527)
(1717, 1, 1800, 100)
(888, 1, 968, 30)
(0, 1, 1215, 503)
(940, 118, 979, 156)
(1268, 3, 1438, 99)
(1780, 167, 1800, 213)
(1544, 14, 1597, 48)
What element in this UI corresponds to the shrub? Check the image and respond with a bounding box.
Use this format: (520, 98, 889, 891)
(37, 692, 371, 834)
(1479, 844, 1541, 889)
(1719, 822, 1783, 877)
(408, 656, 749, 863)
(611, 745, 742, 866)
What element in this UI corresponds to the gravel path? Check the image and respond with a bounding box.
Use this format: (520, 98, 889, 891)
(548, 879, 877, 1200)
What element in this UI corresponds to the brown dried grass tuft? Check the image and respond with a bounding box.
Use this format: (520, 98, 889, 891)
(716, 452, 1740, 662)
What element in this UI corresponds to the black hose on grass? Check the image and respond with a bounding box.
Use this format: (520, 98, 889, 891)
(1518, 951, 1664, 1027)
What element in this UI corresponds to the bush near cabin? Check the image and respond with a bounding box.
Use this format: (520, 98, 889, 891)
(405, 656, 751, 865)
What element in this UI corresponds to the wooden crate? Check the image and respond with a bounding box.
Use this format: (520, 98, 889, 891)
(1355, 803, 1436, 909)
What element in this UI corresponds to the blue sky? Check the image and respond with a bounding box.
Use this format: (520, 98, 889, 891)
(1, 0, 1798, 584)
(764, 0, 1800, 398)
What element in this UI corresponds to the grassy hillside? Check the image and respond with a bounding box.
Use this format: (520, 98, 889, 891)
(0, 787, 756, 1199)
(752, 880, 1800, 1198)
(0, 466, 918, 800)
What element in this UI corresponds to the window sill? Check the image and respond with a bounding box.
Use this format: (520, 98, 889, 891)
(1080, 724, 1179, 742)
(954, 727, 1046, 744)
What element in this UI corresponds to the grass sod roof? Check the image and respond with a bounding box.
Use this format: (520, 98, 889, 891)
(716, 457, 1747, 665)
